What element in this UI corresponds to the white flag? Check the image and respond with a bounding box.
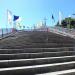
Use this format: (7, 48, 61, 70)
(7, 10, 12, 25)
(59, 11, 62, 25)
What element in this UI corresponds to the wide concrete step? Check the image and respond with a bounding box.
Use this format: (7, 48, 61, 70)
(13, 44, 75, 48)
(2, 43, 75, 49)
(0, 47, 75, 54)
(0, 51, 75, 60)
(36, 69, 75, 75)
(0, 56, 75, 68)
(0, 61, 75, 75)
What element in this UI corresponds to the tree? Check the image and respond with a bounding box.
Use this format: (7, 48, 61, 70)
(70, 20, 75, 28)
(56, 17, 75, 29)
(61, 20, 67, 28)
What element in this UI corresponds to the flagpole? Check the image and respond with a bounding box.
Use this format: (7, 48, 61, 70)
(7, 9, 8, 34)
(12, 17, 16, 32)
(13, 21, 15, 32)
(7, 9, 13, 33)
(59, 11, 62, 26)
(13, 15, 20, 31)
(52, 14, 55, 26)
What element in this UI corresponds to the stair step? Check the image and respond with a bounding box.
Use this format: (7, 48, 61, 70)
(0, 51, 75, 60)
(36, 69, 75, 75)
(0, 61, 75, 75)
(0, 47, 75, 54)
(0, 56, 75, 68)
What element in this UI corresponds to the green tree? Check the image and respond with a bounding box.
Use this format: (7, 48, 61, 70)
(56, 17, 75, 29)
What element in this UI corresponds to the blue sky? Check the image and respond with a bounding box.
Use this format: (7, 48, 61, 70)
(0, 0, 75, 29)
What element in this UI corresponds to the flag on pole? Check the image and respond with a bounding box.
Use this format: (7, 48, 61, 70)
(16, 17, 22, 22)
(13, 15, 22, 30)
(52, 14, 55, 22)
(7, 10, 12, 25)
(13, 15, 19, 21)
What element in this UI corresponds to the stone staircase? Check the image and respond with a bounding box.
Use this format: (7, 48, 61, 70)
(0, 31, 75, 75)
(0, 47, 75, 75)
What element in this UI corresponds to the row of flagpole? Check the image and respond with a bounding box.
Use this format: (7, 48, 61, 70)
(7, 9, 62, 31)
(6, 10, 63, 32)
(7, 10, 75, 31)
